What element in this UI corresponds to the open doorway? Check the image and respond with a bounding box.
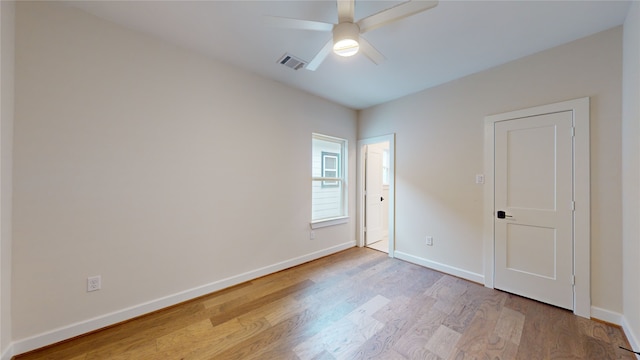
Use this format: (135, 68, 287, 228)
(358, 135, 395, 256)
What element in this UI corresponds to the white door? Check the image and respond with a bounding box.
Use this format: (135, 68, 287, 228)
(365, 144, 384, 245)
(494, 111, 574, 310)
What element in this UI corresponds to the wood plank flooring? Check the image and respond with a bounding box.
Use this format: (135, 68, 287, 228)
(15, 247, 634, 360)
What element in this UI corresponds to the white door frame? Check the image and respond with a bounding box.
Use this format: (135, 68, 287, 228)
(483, 97, 591, 318)
(358, 134, 395, 257)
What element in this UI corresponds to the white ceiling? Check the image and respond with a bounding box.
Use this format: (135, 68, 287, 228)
(62, 0, 631, 110)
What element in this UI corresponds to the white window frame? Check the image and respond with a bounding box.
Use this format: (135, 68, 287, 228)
(321, 151, 340, 188)
(311, 133, 348, 229)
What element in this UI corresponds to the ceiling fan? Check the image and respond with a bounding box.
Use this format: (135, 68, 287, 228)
(266, 0, 438, 71)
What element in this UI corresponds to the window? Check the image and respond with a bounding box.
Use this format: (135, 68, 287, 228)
(312, 134, 347, 226)
(321, 151, 340, 187)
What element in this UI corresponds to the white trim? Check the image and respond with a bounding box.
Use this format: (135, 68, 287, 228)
(357, 134, 396, 257)
(591, 306, 622, 325)
(10, 241, 355, 356)
(310, 216, 349, 229)
(394, 251, 485, 284)
(592, 310, 640, 358)
(1, 346, 13, 360)
(483, 97, 590, 318)
(483, 119, 495, 288)
(622, 316, 640, 359)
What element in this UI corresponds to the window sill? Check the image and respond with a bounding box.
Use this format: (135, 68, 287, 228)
(310, 216, 349, 229)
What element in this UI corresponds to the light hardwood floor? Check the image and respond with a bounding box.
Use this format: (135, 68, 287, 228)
(15, 247, 634, 359)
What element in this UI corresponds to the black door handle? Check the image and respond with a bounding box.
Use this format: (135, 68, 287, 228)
(381, 197, 384, 201)
(497, 210, 513, 219)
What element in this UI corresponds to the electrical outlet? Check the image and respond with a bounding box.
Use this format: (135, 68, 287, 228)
(87, 275, 101, 292)
(310, 231, 316, 240)
(426, 236, 434, 246)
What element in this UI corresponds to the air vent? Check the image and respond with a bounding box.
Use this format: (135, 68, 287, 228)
(278, 53, 307, 70)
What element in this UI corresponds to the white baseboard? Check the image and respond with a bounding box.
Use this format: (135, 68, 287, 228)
(10, 241, 355, 357)
(1, 346, 13, 360)
(393, 251, 484, 284)
(622, 316, 640, 359)
(591, 308, 640, 358)
(591, 306, 623, 325)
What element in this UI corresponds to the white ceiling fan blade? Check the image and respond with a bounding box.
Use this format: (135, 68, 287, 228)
(306, 39, 334, 71)
(337, 0, 355, 23)
(264, 16, 334, 32)
(358, 37, 386, 65)
(357, 0, 438, 34)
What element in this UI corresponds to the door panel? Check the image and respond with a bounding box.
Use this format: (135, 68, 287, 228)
(365, 145, 384, 245)
(506, 225, 556, 278)
(506, 125, 557, 210)
(494, 111, 574, 310)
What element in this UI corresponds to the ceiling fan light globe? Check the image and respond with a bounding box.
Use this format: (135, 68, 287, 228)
(332, 22, 360, 57)
(333, 39, 359, 57)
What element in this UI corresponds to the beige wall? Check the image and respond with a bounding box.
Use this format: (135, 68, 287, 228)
(622, 0, 640, 350)
(359, 27, 623, 314)
(12, 1, 356, 343)
(0, 0, 15, 356)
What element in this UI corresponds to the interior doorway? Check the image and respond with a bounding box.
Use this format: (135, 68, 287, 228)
(358, 134, 395, 256)
(493, 111, 574, 310)
(483, 97, 591, 318)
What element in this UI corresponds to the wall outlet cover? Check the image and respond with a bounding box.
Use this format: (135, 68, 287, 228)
(87, 275, 101, 292)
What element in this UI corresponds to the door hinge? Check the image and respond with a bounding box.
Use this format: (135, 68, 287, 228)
(571, 275, 575, 285)
(571, 127, 575, 138)
(571, 201, 575, 211)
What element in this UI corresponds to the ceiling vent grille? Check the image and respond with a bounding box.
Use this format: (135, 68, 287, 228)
(278, 53, 307, 70)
